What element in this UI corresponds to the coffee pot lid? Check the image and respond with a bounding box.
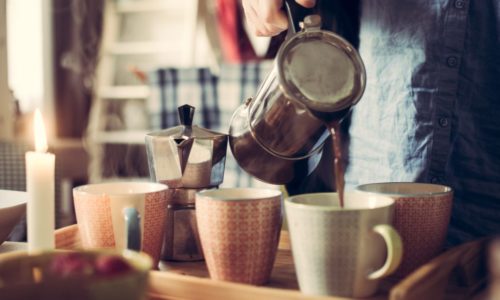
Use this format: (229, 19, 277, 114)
(277, 15, 366, 113)
(147, 104, 226, 140)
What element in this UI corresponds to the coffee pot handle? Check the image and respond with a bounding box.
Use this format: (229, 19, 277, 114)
(367, 224, 403, 279)
(178, 104, 195, 126)
(284, 0, 317, 35)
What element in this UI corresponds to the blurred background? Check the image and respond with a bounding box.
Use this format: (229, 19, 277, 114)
(0, 0, 279, 230)
(0, 0, 359, 236)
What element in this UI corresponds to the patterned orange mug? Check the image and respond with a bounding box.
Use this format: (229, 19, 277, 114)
(355, 182, 453, 277)
(73, 182, 168, 267)
(196, 188, 282, 285)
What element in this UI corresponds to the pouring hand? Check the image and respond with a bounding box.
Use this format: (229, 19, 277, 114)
(242, 0, 317, 37)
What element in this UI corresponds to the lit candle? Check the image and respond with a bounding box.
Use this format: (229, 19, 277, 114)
(26, 109, 55, 252)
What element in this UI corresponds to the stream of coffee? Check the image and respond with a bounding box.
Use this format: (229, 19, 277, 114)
(327, 121, 345, 208)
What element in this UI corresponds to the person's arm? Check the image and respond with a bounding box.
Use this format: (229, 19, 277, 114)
(241, 0, 317, 36)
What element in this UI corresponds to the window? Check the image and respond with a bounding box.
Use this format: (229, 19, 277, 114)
(7, 0, 44, 113)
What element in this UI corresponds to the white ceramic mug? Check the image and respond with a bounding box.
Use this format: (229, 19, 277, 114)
(285, 192, 402, 298)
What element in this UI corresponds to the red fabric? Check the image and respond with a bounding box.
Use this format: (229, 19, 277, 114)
(216, 0, 258, 63)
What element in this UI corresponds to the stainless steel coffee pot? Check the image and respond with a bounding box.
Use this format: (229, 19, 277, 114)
(229, 3, 366, 185)
(146, 104, 228, 189)
(146, 104, 228, 261)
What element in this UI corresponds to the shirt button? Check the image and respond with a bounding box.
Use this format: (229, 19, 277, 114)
(431, 177, 441, 184)
(439, 117, 449, 127)
(455, 0, 465, 9)
(447, 56, 458, 68)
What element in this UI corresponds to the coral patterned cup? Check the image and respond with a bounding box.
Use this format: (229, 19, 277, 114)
(196, 188, 282, 285)
(73, 182, 168, 268)
(355, 182, 453, 278)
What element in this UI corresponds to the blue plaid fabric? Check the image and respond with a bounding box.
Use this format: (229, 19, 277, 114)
(0, 141, 28, 192)
(148, 68, 220, 130)
(148, 61, 276, 188)
(0, 141, 29, 241)
(0, 141, 65, 241)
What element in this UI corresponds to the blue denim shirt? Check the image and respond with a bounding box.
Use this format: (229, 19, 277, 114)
(349, 0, 500, 245)
(292, 0, 500, 245)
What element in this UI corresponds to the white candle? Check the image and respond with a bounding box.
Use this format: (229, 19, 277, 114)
(26, 109, 55, 252)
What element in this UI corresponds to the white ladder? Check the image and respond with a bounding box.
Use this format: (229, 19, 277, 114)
(86, 0, 206, 183)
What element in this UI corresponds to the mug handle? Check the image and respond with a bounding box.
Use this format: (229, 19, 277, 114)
(367, 224, 403, 280)
(123, 207, 141, 251)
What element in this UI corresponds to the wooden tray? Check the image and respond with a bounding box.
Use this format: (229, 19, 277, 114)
(54, 225, 488, 300)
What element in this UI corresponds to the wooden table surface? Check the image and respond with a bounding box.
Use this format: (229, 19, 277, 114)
(51, 225, 489, 300)
(160, 249, 300, 290)
(0, 242, 27, 254)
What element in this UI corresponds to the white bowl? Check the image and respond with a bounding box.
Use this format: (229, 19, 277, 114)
(0, 190, 27, 245)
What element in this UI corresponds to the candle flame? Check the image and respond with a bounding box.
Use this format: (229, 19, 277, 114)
(34, 109, 48, 153)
